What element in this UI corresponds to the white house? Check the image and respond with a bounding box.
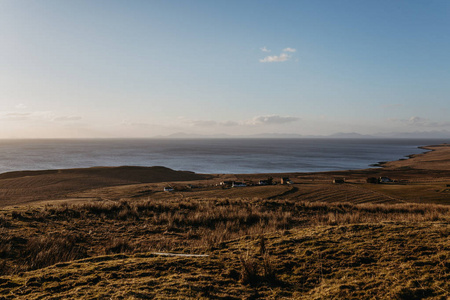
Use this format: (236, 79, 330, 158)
(232, 182, 247, 187)
(379, 177, 393, 183)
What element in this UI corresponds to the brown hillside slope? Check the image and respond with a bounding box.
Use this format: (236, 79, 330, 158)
(0, 166, 208, 207)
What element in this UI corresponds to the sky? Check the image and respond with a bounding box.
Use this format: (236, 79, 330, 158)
(1, 0, 450, 138)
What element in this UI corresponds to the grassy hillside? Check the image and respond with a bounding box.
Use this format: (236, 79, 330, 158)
(0, 166, 209, 207)
(1, 198, 449, 299)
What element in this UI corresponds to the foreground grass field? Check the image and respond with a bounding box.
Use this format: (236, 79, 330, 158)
(0, 198, 449, 299)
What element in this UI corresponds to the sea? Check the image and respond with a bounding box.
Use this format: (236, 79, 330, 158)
(0, 138, 447, 174)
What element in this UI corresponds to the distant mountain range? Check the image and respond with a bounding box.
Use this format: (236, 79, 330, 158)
(153, 130, 450, 139)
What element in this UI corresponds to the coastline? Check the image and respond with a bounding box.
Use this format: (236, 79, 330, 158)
(0, 144, 450, 207)
(378, 144, 450, 170)
(373, 145, 435, 168)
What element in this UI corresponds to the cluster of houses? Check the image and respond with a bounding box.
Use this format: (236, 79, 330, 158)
(366, 177, 394, 184)
(218, 177, 293, 188)
(163, 184, 196, 192)
(163, 177, 294, 191)
(217, 181, 247, 188)
(163, 175, 405, 191)
(334, 177, 399, 184)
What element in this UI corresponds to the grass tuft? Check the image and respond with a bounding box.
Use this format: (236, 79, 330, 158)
(239, 253, 259, 286)
(23, 234, 88, 270)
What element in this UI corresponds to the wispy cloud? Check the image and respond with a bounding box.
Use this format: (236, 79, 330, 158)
(2, 112, 31, 121)
(260, 53, 290, 63)
(0, 111, 83, 123)
(247, 115, 300, 125)
(390, 116, 450, 128)
(121, 120, 152, 127)
(408, 116, 427, 125)
(0, 111, 53, 121)
(188, 115, 300, 127)
(259, 46, 296, 63)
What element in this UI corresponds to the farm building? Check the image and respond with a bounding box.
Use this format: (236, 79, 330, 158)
(379, 177, 393, 183)
(259, 177, 274, 185)
(333, 178, 345, 184)
(232, 182, 247, 187)
(281, 177, 293, 185)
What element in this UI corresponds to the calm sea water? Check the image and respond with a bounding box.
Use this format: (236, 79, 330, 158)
(0, 139, 446, 174)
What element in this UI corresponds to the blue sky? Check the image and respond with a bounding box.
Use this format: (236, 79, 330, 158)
(1, 0, 449, 138)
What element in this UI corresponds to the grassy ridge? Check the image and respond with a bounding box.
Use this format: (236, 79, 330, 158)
(0, 198, 449, 299)
(1, 222, 448, 299)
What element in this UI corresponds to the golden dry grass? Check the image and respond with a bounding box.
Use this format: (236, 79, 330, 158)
(0, 211, 448, 299)
(0, 198, 449, 271)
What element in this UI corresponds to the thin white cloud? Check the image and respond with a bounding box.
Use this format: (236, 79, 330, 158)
(186, 116, 299, 127)
(260, 53, 290, 63)
(0, 111, 85, 124)
(247, 115, 300, 125)
(391, 116, 450, 128)
(121, 120, 152, 127)
(283, 47, 296, 52)
(5, 112, 30, 117)
(408, 116, 426, 125)
(3, 112, 31, 121)
(0, 111, 53, 121)
(260, 46, 271, 52)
